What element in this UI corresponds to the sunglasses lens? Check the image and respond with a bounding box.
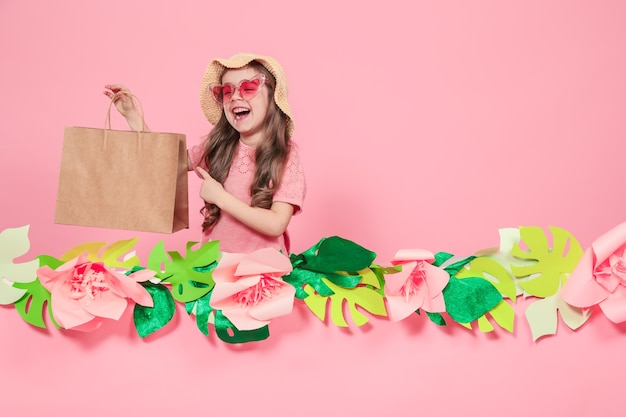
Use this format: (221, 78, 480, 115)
(239, 79, 261, 100)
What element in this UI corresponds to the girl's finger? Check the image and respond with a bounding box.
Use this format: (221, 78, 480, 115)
(195, 166, 209, 178)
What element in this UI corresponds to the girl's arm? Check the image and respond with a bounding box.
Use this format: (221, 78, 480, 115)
(196, 167, 294, 237)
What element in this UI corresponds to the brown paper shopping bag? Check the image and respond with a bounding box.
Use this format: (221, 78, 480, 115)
(55, 96, 189, 233)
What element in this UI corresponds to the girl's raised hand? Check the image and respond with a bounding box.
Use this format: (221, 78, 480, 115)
(103, 84, 137, 117)
(103, 84, 149, 131)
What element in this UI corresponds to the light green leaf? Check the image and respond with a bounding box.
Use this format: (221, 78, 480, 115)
(60, 238, 141, 269)
(302, 268, 387, 327)
(525, 291, 590, 342)
(510, 226, 583, 298)
(0, 225, 40, 305)
(147, 240, 219, 303)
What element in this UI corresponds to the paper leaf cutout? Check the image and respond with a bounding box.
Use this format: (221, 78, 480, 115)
(443, 277, 503, 324)
(213, 310, 269, 344)
(147, 240, 219, 303)
(12, 255, 63, 328)
(185, 290, 214, 336)
(426, 311, 447, 326)
(455, 256, 517, 332)
(302, 268, 387, 327)
(0, 225, 40, 305)
(133, 282, 176, 338)
(285, 236, 377, 298)
(60, 238, 141, 268)
(458, 301, 516, 332)
(525, 291, 590, 342)
(510, 226, 583, 298)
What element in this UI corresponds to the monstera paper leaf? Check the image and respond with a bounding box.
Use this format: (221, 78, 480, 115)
(60, 238, 141, 269)
(510, 226, 583, 298)
(303, 267, 387, 327)
(456, 256, 517, 332)
(0, 225, 40, 305)
(147, 240, 219, 303)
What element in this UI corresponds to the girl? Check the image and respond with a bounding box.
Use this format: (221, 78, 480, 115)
(104, 53, 306, 254)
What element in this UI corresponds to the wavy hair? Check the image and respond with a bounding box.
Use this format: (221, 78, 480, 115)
(200, 61, 291, 231)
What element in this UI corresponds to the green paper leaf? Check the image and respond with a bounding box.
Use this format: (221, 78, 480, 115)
(443, 276, 502, 324)
(213, 310, 269, 344)
(185, 290, 214, 336)
(433, 252, 454, 267)
(303, 236, 377, 273)
(303, 268, 387, 327)
(510, 226, 583, 298)
(147, 240, 219, 303)
(426, 312, 447, 326)
(133, 282, 176, 338)
(455, 256, 518, 333)
(12, 255, 62, 329)
(285, 237, 376, 298)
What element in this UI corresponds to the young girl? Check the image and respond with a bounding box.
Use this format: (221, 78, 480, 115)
(104, 53, 306, 254)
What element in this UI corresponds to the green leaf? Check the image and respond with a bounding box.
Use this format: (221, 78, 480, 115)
(185, 290, 214, 336)
(133, 282, 176, 338)
(426, 312, 447, 326)
(12, 255, 62, 329)
(147, 240, 219, 303)
(510, 226, 583, 298)
(213, 310, 269, 344)
(303, 268, 387, 327)
(285, 237, 376, 298)
(455, 256, 518, 333)
(443, 276, 502, 324)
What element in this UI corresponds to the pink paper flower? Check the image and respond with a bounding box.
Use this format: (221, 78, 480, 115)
(562, 222, 626, 323)
(36, 255, 154, 331)
(210, 248, 295, 331)
(384, 249, 450, 321)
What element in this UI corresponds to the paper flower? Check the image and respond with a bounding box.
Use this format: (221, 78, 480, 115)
(561, 222, 626, 323)
(384, 249, 450, 321)
(210, 248, 295, 331)
(36, 255, 154, 331)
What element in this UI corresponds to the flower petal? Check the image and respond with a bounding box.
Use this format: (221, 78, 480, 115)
(234, 248, 293, 276)
(248, 282, 295, 321)
(222, 306, 270, 331)
(591, 222, 626, 264)
(561, 249, 608, 308)
(391, 249, 435, 264)
(79, 290, 128, 320)
(599, 285, 626, 323)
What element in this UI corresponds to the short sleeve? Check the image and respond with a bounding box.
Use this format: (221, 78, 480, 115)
(274, 143, 306, 214)
(188, 142, 207, 178)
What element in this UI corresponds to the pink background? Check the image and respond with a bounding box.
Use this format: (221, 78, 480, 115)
(1, 1, 626, 415)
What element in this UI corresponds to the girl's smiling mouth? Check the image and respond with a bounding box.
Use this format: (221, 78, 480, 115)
(232, 107, 250, 120)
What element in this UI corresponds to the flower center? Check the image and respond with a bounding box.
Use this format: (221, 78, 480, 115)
(235, 275, 282, 307)
(400, 263, 426, 301)
(612, 256, 626, 282)
(69, 263, 109, 300)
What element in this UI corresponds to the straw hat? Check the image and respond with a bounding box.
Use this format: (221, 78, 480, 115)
(199, 53, 294, 137)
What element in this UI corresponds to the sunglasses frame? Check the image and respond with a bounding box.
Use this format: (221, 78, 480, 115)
(209, 73, 267, 105)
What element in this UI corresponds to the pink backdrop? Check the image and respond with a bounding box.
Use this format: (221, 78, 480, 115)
(2, 1, 626, 415)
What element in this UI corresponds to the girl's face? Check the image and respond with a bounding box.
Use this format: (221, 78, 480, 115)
(221, 66, 271, 146)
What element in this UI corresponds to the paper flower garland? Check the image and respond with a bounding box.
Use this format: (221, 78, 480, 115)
(1, 222, 624, 344)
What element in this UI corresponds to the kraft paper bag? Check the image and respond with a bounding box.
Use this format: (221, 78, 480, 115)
(55, 102, 189, 233)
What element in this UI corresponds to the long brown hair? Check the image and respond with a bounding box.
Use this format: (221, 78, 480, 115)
(200, 61, 291, 231)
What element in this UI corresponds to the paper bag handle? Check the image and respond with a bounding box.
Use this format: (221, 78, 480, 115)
(105, 92, 147, 132)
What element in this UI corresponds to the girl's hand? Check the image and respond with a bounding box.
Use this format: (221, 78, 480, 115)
(103, 84, 148, 131)
(196, 167, 226, 206)
(103, 84, 137, 116)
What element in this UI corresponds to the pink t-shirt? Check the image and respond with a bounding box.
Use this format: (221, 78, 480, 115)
(189, 140, 306, 254)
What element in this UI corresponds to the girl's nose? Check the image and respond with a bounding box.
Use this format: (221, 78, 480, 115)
(231, 86, 243, 100)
